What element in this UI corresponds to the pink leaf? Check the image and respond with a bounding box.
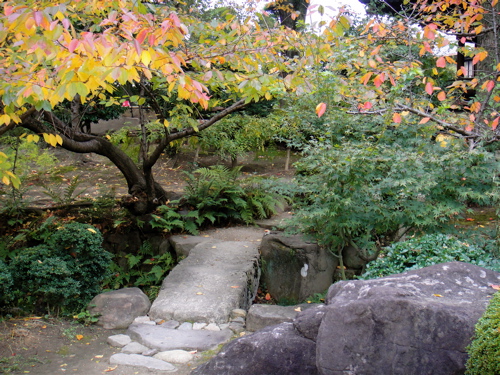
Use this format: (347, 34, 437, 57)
(315, 102, 327, 118)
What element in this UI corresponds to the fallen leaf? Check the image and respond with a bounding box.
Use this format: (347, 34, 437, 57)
(76, 334, 84, 340)
(265, 293, 271, 301)
(490, 284, 500, 290)
(86, 228, 96, 233)
(94, 355, 104, 358)
(433, 294, 443, 297)
(104, 366, 118, 372)
(230, 286, 239, 288)
(294, 307, 302, 312)
(211, 246, 217, 248)
(196, 292, 204, 295)
(466, 218, 475, 221)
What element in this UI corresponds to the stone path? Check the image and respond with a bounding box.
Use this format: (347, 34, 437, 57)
(103, 215, 303, 373)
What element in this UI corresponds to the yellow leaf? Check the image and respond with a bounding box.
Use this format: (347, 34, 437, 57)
(2, 175, 10, 185)
(141, 50, 151, 66)
(433, 294, 443, 297)
(87, 228, 97, 233)
(76, 334, 84, 340)
(55, 135, 63, 146)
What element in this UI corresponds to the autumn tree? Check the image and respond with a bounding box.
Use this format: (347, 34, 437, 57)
(0, 0, 311, 214)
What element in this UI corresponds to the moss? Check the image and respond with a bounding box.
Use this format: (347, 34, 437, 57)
(466, 291, 500, 375)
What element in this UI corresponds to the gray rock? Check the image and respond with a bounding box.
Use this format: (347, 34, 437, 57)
(142, 348, 158, 356)
(228, 322, 245, 334)
(127, 323, 233, 352)
(317, 262, 500, 375)
(121, 341, 151, 354)
(192, 322, 207, 330)
(204, 323, 220, 331)
(260, 233, 337, 303)
(154, 350, 194, 364)
(107, 334, 131, 347)
(133, 315, 154, 324)
(192, 322, 317, 375)
(231, 308, 247, 319)
(109, 353, 177, 372)
(230, 317, 245, 324)
(149, 240, 260, 323)
(246, 304, 318, 332)
(177, 322, 193, 330)
(88, 287, 151, 329)
(168, 235, 211, 258)
(161, 320, 180, 329)
(293, 305, 326, 341)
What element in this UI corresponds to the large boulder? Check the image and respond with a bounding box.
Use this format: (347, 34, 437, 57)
(260, 233, 338, 303)
(192, 322, 318, 375)
(318, 261, 500, 375)
(196, 262, 500, 374)
(88, 287, 151, 329)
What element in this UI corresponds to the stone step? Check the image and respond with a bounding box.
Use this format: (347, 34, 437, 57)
(127, 323, 234, 352)
(148, 239, 260, 324)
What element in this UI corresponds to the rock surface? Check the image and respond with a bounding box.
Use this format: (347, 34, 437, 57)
(127, 323, 233, 352)
(196, 262, 500, 375)
(260, 233, 337, 303)
(246, 303, 320, 332)
(148, 239, 260, 323)
(88, 287, 151, 329)
(317, 261, 500, 375)
(192, 322, 318, 375)
(109, 353, 177, 372)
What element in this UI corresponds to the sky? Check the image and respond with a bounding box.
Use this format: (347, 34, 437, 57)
(307, 0, 367, 22)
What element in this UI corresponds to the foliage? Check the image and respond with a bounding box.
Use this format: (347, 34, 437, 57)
(361, 233, 500, 280)
(291, 138, 499, 261)
(41, 175, 88, 206)
(466, 291, 500, 375)
(198, 113, 280, 164)
(182, 165, 283, 226)
(102, 239, 175, 301)
(2, 222, 112, 315)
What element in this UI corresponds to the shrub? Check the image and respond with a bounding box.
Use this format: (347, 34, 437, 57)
(150, 166, 284, 233)
(292, 140, 499, 265)
(361, 233, 500, 279)
(0, 260, 13, 304)
(466, 291, 500, 375)
(7, 222, 112, 314)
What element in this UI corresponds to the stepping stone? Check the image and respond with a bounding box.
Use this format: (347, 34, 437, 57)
(109, 353, 176, 372)
(149, 239, 260, 323)
(127, 323, 233, 352)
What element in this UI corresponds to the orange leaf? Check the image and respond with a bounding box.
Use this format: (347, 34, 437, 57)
(265, 293, 271, 301)
(436, 56, 446, 68)
(370, 45, 382, 56)
(363, 101, 372, 110)
(490, 284, 500, 290)
(437, 91, 446, 101)
(315, 102, 327, 118)
(470, 101, 481, 113)
(361, 72, 373, 85)
(425, 82, 434, 95)
(393, 112, 402, 124)
(433, 294, 443, 297)
(373, 73, 385, 88)
(230, 286, 240, 288)
(76, 334, 84, 340)
(419, 117, 431, 124)
(491, 117, 499, 130)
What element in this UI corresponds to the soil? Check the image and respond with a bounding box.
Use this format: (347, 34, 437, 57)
(0, 146, 298, 375)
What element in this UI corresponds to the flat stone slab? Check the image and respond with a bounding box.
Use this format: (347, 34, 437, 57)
(246, 303, 321, 332)
(127, 323, 233, 352)
(149, 239, 260, 323)
(109, 353, 176, 372)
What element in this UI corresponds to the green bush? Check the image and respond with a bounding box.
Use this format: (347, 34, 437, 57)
(151, 166, 284, 233)
(0, 260, 13, 303)
(361, 233, 500, 279)
(292, 140, 499, 262)
(466, 291, 500, 375)
(6, 222, 112, 314)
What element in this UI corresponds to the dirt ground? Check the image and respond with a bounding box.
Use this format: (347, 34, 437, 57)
(0, 146, 297, 374)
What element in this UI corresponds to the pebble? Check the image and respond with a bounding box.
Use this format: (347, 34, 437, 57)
(193, 322, 207, 330)
(121, 341, 150, 354)
(204, 323, 220, 331)
(107, 334, 131, 347)
(178, 322, 193, 330)
(154, 349, 194, 364)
